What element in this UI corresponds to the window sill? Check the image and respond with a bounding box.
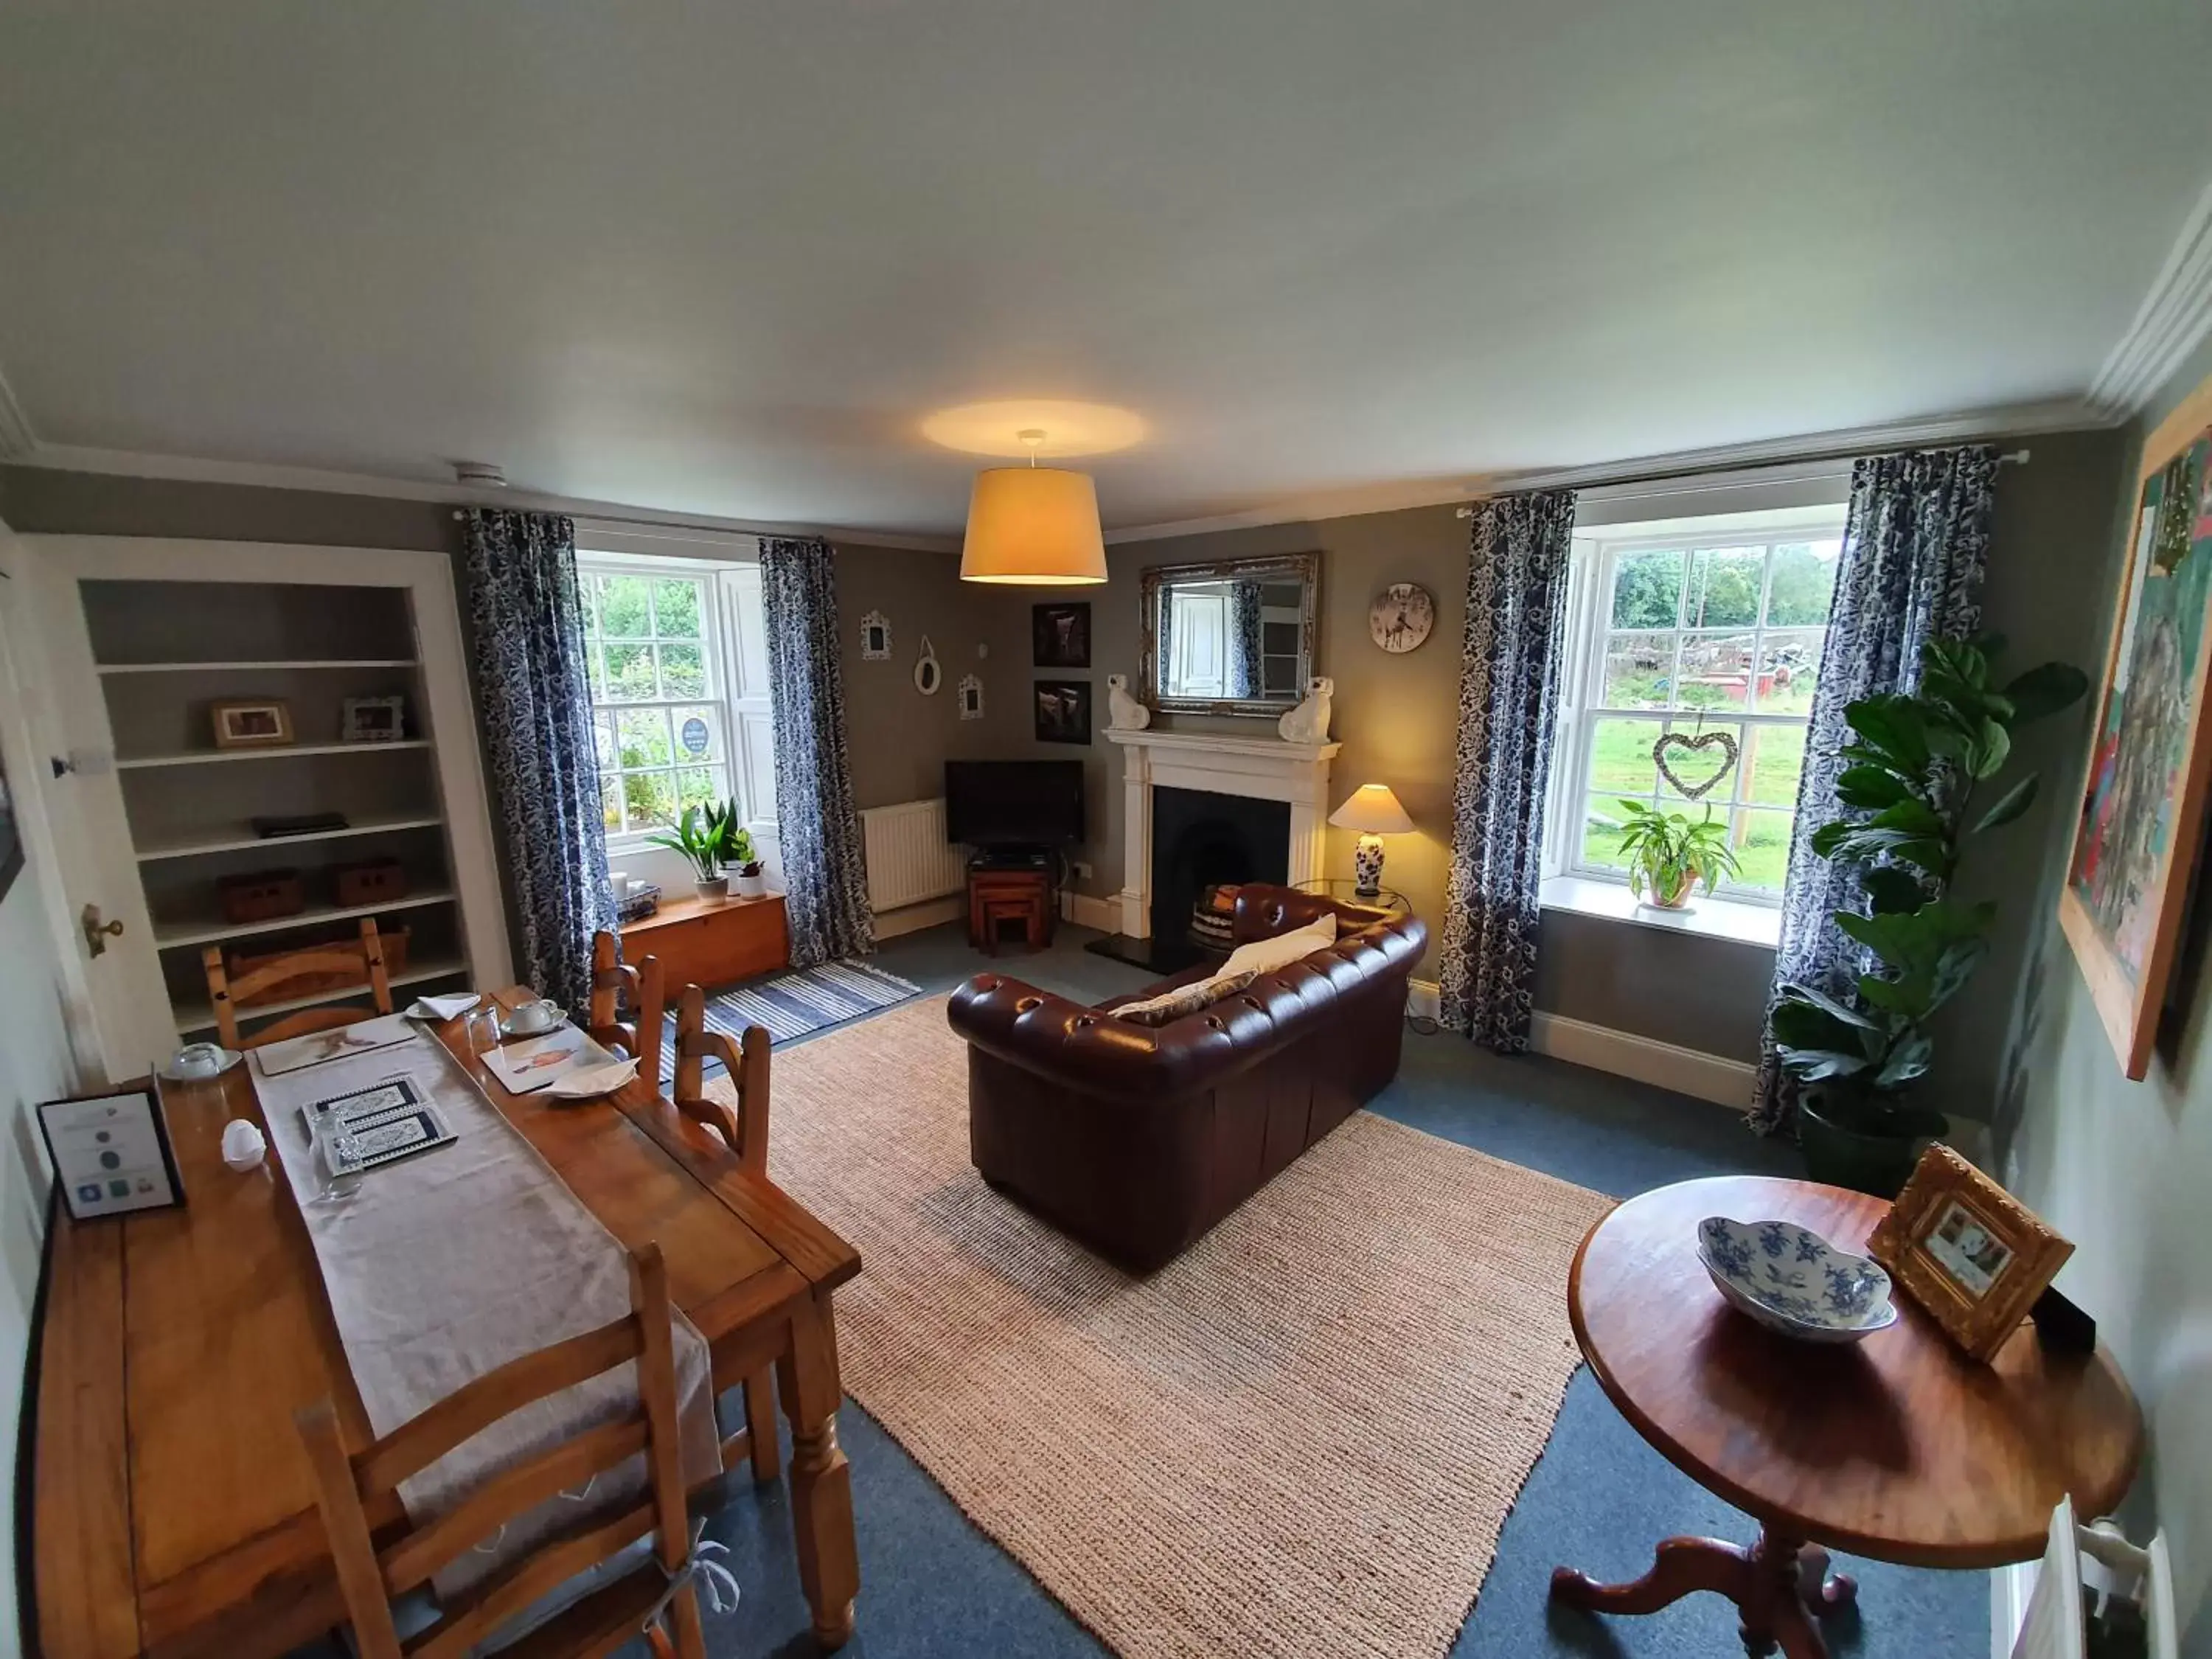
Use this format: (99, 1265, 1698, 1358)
(1540, 874, 1781, 950)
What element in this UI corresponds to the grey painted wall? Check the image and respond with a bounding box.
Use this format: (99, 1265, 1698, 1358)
(1994, 333, 2212, 1655)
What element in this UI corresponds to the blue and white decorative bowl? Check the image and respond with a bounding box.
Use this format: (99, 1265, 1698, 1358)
(1695, 1217, 1899, 1344)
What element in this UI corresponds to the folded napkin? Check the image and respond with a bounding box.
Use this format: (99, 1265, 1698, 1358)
(407, 992, 484, 1021)
(543, 1056, 640, 1102)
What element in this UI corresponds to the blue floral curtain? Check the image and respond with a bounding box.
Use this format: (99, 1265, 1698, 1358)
(1228, 580, 1265, 698)
(461, 509, 616, 1011)
(759, 538, 874, 967)
(1751, 445, 1997, 1133)
(1436, 488, 1577, 1051)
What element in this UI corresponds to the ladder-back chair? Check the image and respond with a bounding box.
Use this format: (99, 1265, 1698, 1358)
(293, 1243, 709, 1659)
(586, 931, 666, 1093)
(202, 917, 393, 1051)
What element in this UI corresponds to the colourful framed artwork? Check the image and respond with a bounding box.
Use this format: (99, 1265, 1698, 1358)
(2059, 370, 2212, 1078)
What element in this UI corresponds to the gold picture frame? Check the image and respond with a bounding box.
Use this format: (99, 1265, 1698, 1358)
(1867, 1145, 2073, 1363)
(209, 699, 295, 750)
(2057, 368, 2212, 1078)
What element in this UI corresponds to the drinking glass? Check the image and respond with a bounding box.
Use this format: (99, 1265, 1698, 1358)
(465, 1006, 502, 1066)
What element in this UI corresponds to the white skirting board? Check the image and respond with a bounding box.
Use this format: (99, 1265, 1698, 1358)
(1061, 891, 1120, 932)
(1407, 980, 1756, 1110)
(873, 894, 964, 941)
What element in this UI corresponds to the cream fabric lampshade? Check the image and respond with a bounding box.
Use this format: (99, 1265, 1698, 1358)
(959, 466, 1108, 584)
(1328, 784, 1414, 835)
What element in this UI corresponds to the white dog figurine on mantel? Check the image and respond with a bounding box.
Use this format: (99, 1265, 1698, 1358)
(1106, 673, 1151, 731)
(1278, 676, 1333, 742)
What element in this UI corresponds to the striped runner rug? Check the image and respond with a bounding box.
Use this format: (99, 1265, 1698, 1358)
(668, 959, 923, 1054)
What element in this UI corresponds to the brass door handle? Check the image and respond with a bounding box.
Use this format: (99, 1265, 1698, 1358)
(82, 904, 125, 957)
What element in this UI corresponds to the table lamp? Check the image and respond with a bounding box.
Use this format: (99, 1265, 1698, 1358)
(1328, 784, 1413, 897)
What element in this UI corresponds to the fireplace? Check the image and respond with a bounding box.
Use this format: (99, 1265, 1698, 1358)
(1139, 787, 1290, 968)
(1085, 726, 1338, 975)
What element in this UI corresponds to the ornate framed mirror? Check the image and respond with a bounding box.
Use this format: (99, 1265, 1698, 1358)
(1138, 552, 1319, 718)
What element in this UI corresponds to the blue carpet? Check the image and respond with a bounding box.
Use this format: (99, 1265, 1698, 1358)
(291, 922, 1988, 1659)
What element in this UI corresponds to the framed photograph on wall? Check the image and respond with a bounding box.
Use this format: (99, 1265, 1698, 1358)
(1032, 602, 1091, 669)
(2058, 368, 2212, 1077)
(1867, 1145, 2073, 1363)
(1033, 680, 1092, 745)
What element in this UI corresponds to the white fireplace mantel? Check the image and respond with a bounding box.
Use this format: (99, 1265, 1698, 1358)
(1105, 726, 1341, 937)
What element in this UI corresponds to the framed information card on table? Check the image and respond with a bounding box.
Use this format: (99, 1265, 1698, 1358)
(38, 1087, 185, 1221)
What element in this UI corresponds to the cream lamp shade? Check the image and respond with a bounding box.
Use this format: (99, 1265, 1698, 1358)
(959, 466, 1108, 584)
(1329, 783, 1413, 897)
(1328, 784, 1414, 835)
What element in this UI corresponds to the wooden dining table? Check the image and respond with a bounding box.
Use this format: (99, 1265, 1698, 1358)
(32, 987, 864, 1659)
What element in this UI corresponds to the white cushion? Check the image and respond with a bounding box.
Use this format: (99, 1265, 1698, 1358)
(1220, 914, 1338, 980)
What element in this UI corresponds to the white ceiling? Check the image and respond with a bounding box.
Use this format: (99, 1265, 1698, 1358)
(3, 1, 2211, 539)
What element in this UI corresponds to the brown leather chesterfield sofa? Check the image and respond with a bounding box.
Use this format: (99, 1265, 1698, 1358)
(947, 884, 1427, 1273)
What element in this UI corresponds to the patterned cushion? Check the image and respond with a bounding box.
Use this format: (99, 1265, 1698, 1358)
(1113, 970, 1259, 1028)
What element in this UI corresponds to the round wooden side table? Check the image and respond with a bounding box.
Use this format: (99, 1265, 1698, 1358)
(1551, 1175, 2143, 1659)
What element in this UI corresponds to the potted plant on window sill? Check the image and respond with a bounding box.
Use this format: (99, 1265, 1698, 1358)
(647, 804, 733, 902)
(725, 823, 767, 899)
(1767, 637, 2085, 1196)
(1614, 801, 1741, 911)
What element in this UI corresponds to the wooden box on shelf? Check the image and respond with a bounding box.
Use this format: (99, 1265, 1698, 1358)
(226, 925, 411, 1006)
(216, 869, 305, 925)
(619, 893, 787, 990)
(333, 858, 408, 908)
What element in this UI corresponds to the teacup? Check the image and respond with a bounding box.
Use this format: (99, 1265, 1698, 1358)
(502, 998, 565, 1037)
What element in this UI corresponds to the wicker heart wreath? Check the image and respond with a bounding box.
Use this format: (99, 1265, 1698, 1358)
(1652, 730, 1739, 801)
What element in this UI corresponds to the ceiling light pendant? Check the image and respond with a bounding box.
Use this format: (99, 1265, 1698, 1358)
(959, 429, 1108, 585)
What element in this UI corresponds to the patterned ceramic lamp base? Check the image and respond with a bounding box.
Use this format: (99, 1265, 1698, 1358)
(1353, 834, 1385, 897)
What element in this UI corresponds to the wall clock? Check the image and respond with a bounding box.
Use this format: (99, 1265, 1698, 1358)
(1369, 583, 1435, 653)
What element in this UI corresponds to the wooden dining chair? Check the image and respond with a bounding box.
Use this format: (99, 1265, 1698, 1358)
(587, 930, 666, 1092)
(293, 1243, 709, 1659)
(670, 984, 779, 1482)
(203, 917, 393, 1050)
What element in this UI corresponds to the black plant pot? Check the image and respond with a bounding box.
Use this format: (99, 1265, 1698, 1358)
(1798, 1088, 1948, 1198)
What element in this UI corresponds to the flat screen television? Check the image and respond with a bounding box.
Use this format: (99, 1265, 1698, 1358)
(945, 760, 1085, 848)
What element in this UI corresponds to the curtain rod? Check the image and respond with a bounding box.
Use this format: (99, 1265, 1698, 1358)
(1455, 448, 2033, 518)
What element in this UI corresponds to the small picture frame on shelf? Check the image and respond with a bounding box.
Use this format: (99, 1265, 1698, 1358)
(210, 699, 295, 750)
(1033, 680, 1092, 745)
(1867, 1144, 2074, 1363)
(341, 695, 406, 743)
(1032, 602, 1091, 669)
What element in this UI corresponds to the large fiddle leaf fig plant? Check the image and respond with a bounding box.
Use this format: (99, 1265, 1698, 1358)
(1768, 636, 2087, 1134)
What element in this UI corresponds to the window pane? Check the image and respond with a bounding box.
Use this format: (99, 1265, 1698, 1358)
(601, 774, 624, 834)
(616, 708, 672, 769)
(602, 642, 656, 701)
(1744, 724, 1808, 807)
(1586, 717, 1663, 798)
(597, 575, 651, 638)
(1601, 631, 1677, 709)
(1656, 725, 1745, 806)
(622, 771, 678, 833)
(1751, 629, 1825, 715)
(1610, 549, 1683, 630)
(591, 712, 616, 771)
(674, 767, 726, 816)
(584, 641, 606, 700)
(1764, 540, 1843, 627)
(1579, 796, 1638, 875)
(669, 706, 720, 762)
(658, 643, 707, 699)
(652, 578, 703, 639)
(1733, 810, 1794, 892)
(1683, 546, 1764, 628)
(1675, 632, 1758, 710)
(582, 575, 604, 641)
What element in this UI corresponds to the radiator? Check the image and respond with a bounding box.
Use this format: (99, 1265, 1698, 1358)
(2009, 1496, 2175, 1659)
(860, 798, 968, 913)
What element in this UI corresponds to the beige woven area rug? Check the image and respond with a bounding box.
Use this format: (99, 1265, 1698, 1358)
(714, 995, 1612, 1659)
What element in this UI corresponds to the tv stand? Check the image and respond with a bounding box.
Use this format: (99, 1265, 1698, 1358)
(967, 854, 1056, 954)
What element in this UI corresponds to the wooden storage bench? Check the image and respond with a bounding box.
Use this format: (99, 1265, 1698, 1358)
(619, 892, 790, 990)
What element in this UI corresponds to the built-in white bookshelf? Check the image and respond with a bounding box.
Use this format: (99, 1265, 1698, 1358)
(81, 576, 476, 1040)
